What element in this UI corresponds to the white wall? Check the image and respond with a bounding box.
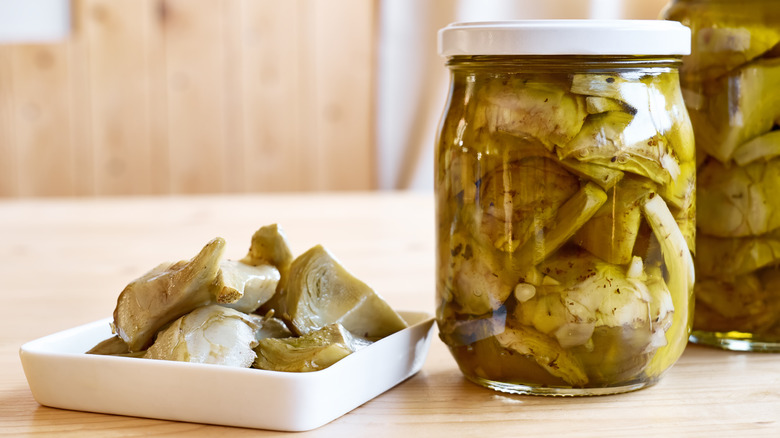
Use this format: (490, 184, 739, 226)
(377, 0, 672, 191)
(0, 0, 70, 43)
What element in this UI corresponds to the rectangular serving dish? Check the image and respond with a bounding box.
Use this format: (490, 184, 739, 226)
(20, 310, 435, 431)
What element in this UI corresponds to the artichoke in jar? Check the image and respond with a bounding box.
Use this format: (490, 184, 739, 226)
(697, 156, 780, 237)
(474, 76, 588, 150)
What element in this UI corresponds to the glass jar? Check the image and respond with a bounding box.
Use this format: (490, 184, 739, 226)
(435, 21, 695, 395)
(662, 1, 780, 351)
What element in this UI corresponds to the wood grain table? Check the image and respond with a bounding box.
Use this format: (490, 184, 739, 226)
(1, 192, 778, 437)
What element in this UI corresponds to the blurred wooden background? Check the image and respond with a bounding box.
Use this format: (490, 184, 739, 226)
(0, 0, 377, 197)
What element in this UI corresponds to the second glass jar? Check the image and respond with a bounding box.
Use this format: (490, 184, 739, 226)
(435, 21, 695, 395)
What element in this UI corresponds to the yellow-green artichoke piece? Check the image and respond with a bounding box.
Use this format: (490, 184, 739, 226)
(693, 273, 780, 334)
(516, 182, 608, 266)
(698, 157, 780, 237)
(518, 247, 672, 350)
(641, 193, 694, 376)
(112, 238, 226, 352)
(558, 159, 625, 191)
(253, 323, 370, 372)
(732, 130, 780, 166)
(663, 0, 780, 80)
(144, 305, 261, 368)
(240, 224, 293, 278)
(443, 230, 516, 316)
(557, 111, 680, 186)
(584, 96, 637, 115)
(479, 156, 580, 252)
(249, 311, 293, 340)
(689, 57, 780, 163)
(696, 233, 780, 278)
(86, 335, 138, 356)
(474, 77, 588, 149)
(277, 245, 407, 338)
(217, 260, 279, 313)
(494, 325, 588, 386)
(437, 307, 507, 347)
(574, 176, 654, 265)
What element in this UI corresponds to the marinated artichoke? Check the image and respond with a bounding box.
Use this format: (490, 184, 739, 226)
(277, 245, 408, 339)
(92, 225, 407, 371)
(253, 323, 370, 372)
(436, 62, 695, 390)
(663, 0, 780, 344)
(144, 305, 261, 367)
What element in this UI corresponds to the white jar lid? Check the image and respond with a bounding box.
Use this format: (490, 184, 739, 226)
(439, 20, 691, 57)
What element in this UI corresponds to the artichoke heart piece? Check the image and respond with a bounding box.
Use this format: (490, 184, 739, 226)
(558, 159, 624, 191)
(696, 233, 780, 278)
(278, 245, 407, 338)
(526, 247, 666, 345)
(240, 224, 294, 277)
(445, 231, 516, 316)
(641, 194, 694, 376)
(479, 156, 580, 252)
(732, 130, 780, 166)
(494, 326, 588, 386)
(690, 57, 780, 162)
(698, 157, 780, 237)
(516, 182, 607, 267)
(217, 260, 280, 313)
(557, 111, 680, 185)
(573, 176, 655, 265)
(144, 305, 261, 368)
(86, 335, 143, 357)
(474, 77, 588, 149)
(253, 323, 370, 372)
(112, 238, 226, 352)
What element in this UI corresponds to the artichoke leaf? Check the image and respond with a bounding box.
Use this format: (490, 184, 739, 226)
(696, 233, 780, 277)
(240, 224, 294, 277)
(557, 111, 680, 185)
(641, 194, 694, 376)
(278, 245, 407, 339)
(217, 260, 280, 313)
(144, 305, 260, 368)
(573, 176, 654, 265)
(86, 335, 141, 357)
(474, 77, 588, 149)
(698, 157, 780, 237)
(479, 156, 580, 252)
(516, 182, 608, 267)
(253, 323, 370, 372)
(112, 238, 225, 352)
(690, 57, 780, 162)
(443, 231, 515, 316)
(495, 326, 589, 386)
(732, 130, 780, 166)
(558, 159, 625, 191)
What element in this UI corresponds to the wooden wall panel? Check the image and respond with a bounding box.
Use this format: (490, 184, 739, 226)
(241, 0, 304, 191)
(0, 0, 378, 197)
(0, 47, 16, 195)
(82, 0, 157, 195)
(10, 45, 76, 196)
(306, 0, 377, 191)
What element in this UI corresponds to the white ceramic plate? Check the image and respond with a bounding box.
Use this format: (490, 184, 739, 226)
(20, 311, 435, 431)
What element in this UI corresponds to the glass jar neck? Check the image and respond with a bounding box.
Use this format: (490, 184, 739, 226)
(445, 55, 683, 72)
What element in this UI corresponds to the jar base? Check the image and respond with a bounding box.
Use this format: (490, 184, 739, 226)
(689, 330, 780, 352)
(464, 375, 658, 396)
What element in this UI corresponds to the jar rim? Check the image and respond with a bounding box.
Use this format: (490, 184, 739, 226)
(438, 20, 691, 57)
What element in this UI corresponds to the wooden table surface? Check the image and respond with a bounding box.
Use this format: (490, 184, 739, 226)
(1, 192, 779, 437)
